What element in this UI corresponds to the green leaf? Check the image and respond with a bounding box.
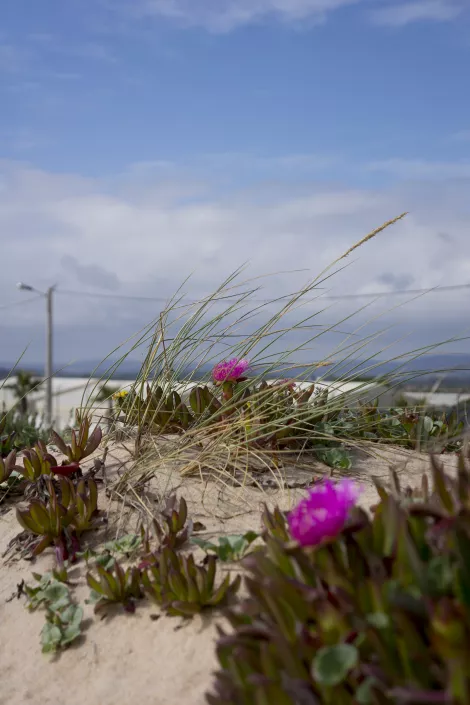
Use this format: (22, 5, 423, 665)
(312, 644, 358, 687)
(243, 530, 259, 544)
(422, 416, 434, 433)
(43, 583, 69, 605)
(356, 677, 377, 704)
(366, 612, 390, 629)
(316, 447, 352, 470)
(40, 623, 62, 653)
(426, 556, 454, 595)
(86, 572, 103, 594)
(61, 625, 82, 646)
(191, 537, 217, 553)
(217, 537, 234, 561)
(95, 553, 115, 570)
(226, 535, 247, 553)
(86, 589, 102, 604)
(62, 605, 83, 628)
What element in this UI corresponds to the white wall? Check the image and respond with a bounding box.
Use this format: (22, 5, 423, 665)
(1, 375, 396, 429)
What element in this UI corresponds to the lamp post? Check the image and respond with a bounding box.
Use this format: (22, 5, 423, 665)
(16, 282, 56, 427)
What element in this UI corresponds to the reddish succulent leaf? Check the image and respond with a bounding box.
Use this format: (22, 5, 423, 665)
(50, 463, 81, 477)
(50, 430, 69, 457)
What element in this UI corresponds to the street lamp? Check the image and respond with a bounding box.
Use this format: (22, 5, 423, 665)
(16, 282, 56, 427)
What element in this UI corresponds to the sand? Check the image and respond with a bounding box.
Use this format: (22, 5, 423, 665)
(0, 441, 460, 705)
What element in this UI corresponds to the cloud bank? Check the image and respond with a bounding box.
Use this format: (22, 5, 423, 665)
(1, 156, 470, 365)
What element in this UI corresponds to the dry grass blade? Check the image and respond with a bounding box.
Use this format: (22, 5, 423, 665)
(339, 212, 408, 261)
(75, 219, 467, 514)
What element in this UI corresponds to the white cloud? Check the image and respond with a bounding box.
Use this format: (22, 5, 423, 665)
(367, 158, 470, 180)
(103, 0, 468, 30)
(112, 0, 361, 31)
(1, 157, 470, 365)
(370, 0, 464, 27)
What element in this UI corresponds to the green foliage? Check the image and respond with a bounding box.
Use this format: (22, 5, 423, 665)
(0, 410, 48, 455)
(103, 533, 142, 555)
(19, 441, 58, 481)
(261, 505, 291, 543)
(77, 533, 142, 570)
(315, 443, 352, 470)
(24, 571, 83, 654)
(15, 476, 100, 558)
(4, 370, 41, 416)
(86, 561, 142, 614)
(16, 478, 77, 556)
(40, 604, 83, 654)
(94, 384, 119, 403)
(51, 412, 102, 463)
(61, 476, 99, 535)
(337, 400, 464, 453)
(192, 531, 260, 562)
(154, 494, 191, 549)
(141, 496, 191, 560)
(207, 451, 470, 705)
(0, 450, 21, 484)
(141, 547, 241, 617)
(119, 381, 353, 469)
(119, 384, 196, 432)
(25, 569, 70, 610)
(120, 379, 464, 471)
(0, 413, 17, 457)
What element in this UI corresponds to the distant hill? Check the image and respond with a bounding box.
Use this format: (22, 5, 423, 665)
(1, 353, 469, 386)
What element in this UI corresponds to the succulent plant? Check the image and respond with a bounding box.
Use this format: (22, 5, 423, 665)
(16, 475, 99, 560)
(192, 531, 260, 562)
(337, 400, 465, 454)
(0, 449, 21, 484)
(140, 496, 192, 566)
(24, 571, 83, 654)
(77, 533, 142, 570)
(261, 505, 291, 543)
(207, 450, 470, 705)
(141, 547, 241, 617)
(63, 476, 99, 534)
(51, 413, 102, 463)
(189, 385, 222, 418)
(25, 569, 71, 611)
(41, 603, 84, 654)
(86, 561, 142, 614)
(121, 384, 196, 432)
(19, 441, 58, 481)
(155, 494, 192, 549)
(0, 414, 17, 457)
(16, 478, 77, 556)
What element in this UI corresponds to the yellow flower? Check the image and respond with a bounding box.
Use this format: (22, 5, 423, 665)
(113, 389, 129, 399)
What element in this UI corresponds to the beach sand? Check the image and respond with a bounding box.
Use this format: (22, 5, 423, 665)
(0, 441, 460, 705)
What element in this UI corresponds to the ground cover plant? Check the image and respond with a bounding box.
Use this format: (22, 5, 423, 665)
(68, 214, 467, 502)
(24, 568, 84, 654)
(192, 531, 260, 562)
(207, 451, 470, 704)
(3, 215, 470, 701)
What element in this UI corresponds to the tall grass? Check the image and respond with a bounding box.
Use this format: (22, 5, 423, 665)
(71, 214, 468, 504)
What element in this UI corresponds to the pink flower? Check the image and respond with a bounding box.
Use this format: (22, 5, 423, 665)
(287, 479, 361, 547)
(212, 357, 250, 383)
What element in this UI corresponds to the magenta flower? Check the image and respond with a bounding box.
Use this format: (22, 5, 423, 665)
(287, 479, 361, 547)
(212, 357, 250, 383)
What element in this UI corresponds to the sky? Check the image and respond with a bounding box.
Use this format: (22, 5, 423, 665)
(1, 0, 470, 371)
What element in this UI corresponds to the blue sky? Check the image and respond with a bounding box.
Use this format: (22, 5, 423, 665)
(2, 0, 470, 175)
(1, 0, 470, 366)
